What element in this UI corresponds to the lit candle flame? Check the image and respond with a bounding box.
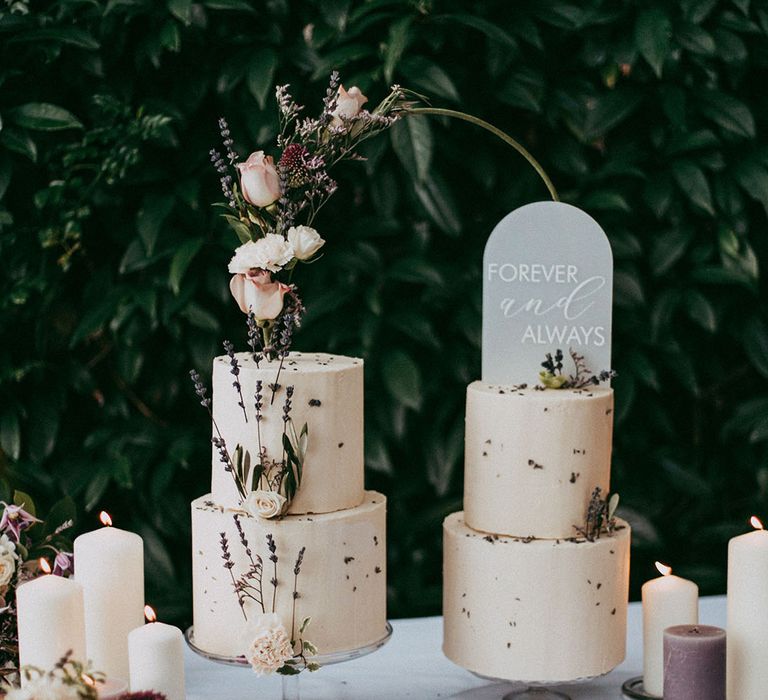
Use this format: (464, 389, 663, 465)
(655, 561, 672, 577)
(751, 516, 764, 531)
(144, 605, 157, 623)
(39, 558, 52, 575)
(99, 511, 113, 527)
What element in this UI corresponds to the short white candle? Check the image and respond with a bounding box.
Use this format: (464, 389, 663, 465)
(128, 606, 185, 700)
(74, 512, 144, 681)
(727, 516, 768, 700)
(17, 562, 86, 681)
(642, 561, 698, 697)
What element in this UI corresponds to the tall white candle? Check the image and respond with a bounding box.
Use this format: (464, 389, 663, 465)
(727, 517, 768, 700)
(128, 607, 185, 700)
(17, 562, 86, 680)
(642, 562, 698, 697)
(74, 512, 144, 681)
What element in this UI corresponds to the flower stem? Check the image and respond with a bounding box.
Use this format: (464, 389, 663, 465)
(407, 107, 559, 202)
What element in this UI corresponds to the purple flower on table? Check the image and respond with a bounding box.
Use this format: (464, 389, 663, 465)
(53, 551, 74, 576)
(0, 502, 40, 542)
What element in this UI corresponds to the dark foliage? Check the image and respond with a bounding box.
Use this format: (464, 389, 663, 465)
(2, 0, 768, 624)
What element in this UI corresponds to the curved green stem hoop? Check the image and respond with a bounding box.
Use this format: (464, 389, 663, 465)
(408, 107, 559, 202)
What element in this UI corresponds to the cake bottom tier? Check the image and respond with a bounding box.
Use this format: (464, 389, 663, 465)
(192, 491, 387, 658)
(443, 512, 631, 683)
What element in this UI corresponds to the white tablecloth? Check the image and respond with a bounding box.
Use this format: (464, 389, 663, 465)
(185, 595, 726, 699)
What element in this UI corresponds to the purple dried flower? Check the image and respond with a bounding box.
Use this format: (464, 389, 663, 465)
(53, 551, 74, 576)
(0, 502, 40, 541)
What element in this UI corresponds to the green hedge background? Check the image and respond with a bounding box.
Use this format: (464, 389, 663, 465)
(2, 0, 768, 624)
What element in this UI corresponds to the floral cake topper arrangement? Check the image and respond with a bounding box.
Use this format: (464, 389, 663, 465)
(210, 72, 418, 360)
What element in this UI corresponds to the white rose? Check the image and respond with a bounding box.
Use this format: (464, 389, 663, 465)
(0, 534, 16, 558)
(0, 552, 16, 587)
(243, 612, 294, 676)
(287, 226, 325, 261)
(244, 490, 288, 519)
(228, 234, 295, 274)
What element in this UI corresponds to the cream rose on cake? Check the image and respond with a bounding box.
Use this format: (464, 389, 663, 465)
(244, 490, 288, 519)
(243, 612, 294, 675)
(287, 225, 324, 261)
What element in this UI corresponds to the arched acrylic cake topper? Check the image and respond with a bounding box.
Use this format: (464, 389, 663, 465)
(482, 201, 613, 385)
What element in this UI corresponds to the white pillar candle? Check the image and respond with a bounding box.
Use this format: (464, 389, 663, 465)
(17, 564, 86, 680)
(74, 512, 144, 681)
(642, 562, 698, 697)
(128, 607, 185, 700)
(727, 517, 768, 700)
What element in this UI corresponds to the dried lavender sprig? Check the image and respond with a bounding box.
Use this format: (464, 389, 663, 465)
(246, 312, 263, 366)
(191, 369, 247, 501)
(266, 533, 278, 613)
(210, 148, 235, 207)
(234, 514, 266, 613)
(218, 116, 238, 164)
(220, 532, 247, 620)
(290, 545, 307, 644)
(319, 70, 340, 125)
(223, 340, 248, 423)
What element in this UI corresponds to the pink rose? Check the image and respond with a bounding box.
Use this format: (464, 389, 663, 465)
(331, 85, 368, 127)
(229, 270, 290, 320)
(236, 151, 282, 207)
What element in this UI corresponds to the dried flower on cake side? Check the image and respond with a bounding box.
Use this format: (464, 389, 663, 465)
(221, 523, 318, 675)
(539, 348, 616, 390)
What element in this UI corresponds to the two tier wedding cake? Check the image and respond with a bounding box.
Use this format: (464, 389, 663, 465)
(188, 77, 413, 674)
(443, 202, 631, 683)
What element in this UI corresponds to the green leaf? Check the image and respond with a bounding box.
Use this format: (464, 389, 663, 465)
(299, 617, 311, 634)
(614, 270, 645, 307)
(676, 24, 716, 55)
(743, 317, 768, 379)
(203, 0, 255, 10)
(0, 154, 12, 201)
(0, 411, 20, 461)
(581, 89, 643, 141)
(671, 161, 714, 214)
(13, 490, 36, 517)
(383, 350, 422, 410)
(169, 238, 204, 294)
(0, 128, 37, 162)
(16, 28, 100, 50)
(650, 228, 692, 275)
(635, 8, 672, 77)
(137, 194, 174, 256)
(384, 16, 413, 83)
(399, 57, 460, 102)
(276, 665, 301, 676)
(698, 91, 755, 138)
(167, 0, 193, 24)
(685, 291, 717, 332)
(247, 48, 279, 110)
(498, 68, 545, 113)
(432, 13, 517, 50)
(223, 214, 253, 244)
(9, 103, 83, 131)
(413, 175, 461, 236)
(391, 116, 432, 183)
(735, 161, 768, 213)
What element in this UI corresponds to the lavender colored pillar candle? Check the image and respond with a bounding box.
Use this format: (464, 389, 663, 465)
(663, 625, 726, 700)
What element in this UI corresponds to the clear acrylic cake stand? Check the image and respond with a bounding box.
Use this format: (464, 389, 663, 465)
(185, 623, 393, 700)
(469, 669, 610, 700)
